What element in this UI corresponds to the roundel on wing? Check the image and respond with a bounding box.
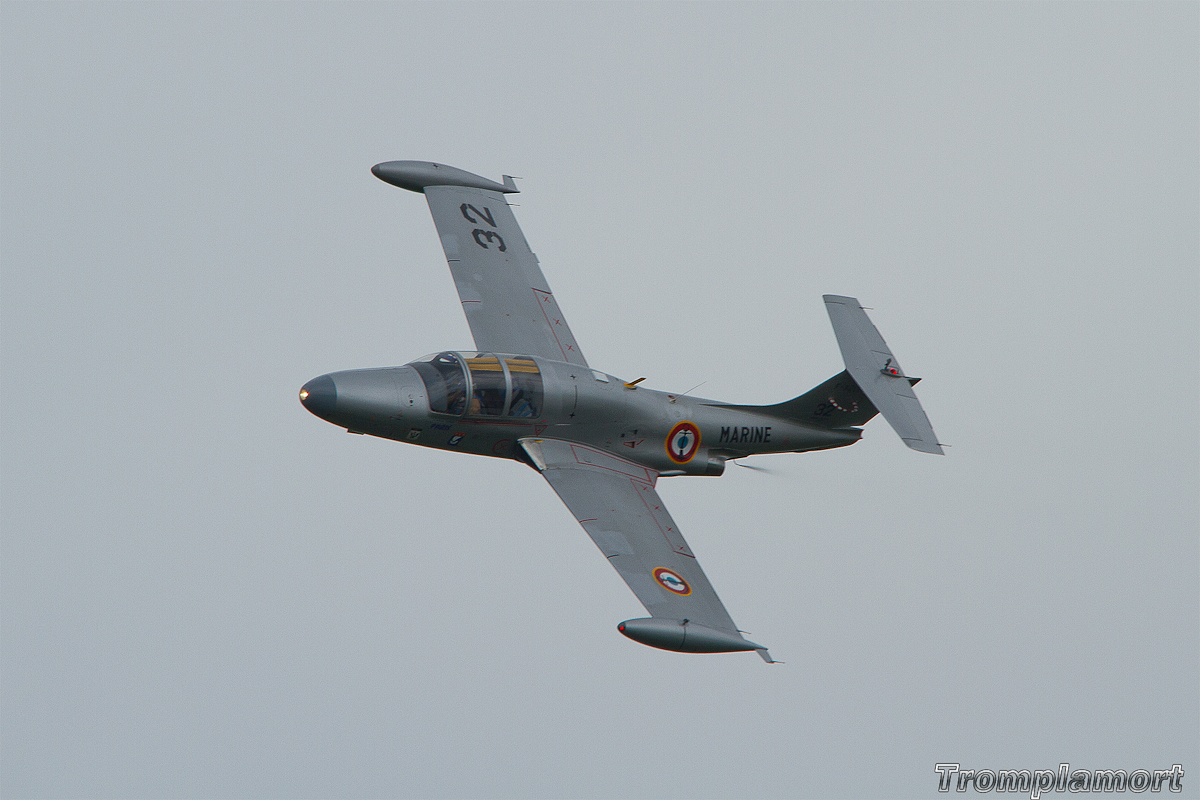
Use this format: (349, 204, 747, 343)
(665, 421, 701, 464)
(653, 567, 692, 596)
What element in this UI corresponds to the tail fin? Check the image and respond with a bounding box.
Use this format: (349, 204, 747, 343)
(757, 370, 880, 428)
(752, 368, 922, 426)
(822, 295, 943, 454)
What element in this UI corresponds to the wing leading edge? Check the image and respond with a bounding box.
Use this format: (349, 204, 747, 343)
(520, 438, 773, 662)
(373, 161, 588, 366)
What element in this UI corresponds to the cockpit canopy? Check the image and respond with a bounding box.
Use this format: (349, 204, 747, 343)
(407, 352, 544, 418)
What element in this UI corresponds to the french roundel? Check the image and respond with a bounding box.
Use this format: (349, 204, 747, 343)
(653, 567, 692, 596)
(665, 421, 701, 464)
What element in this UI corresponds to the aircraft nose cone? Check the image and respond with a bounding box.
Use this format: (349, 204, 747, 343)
(299, 374, 337, 419)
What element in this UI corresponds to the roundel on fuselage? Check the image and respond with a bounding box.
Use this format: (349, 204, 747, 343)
(666, 421, 701, 464)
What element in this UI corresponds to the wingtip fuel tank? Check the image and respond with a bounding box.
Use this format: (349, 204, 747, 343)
(371, 160, 518, 194)
(617, 617, 766, 654)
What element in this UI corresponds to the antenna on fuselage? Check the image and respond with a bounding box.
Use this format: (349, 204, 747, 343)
(668, 381, 706, 403)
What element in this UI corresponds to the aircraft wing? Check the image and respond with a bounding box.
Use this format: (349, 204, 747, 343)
(519, 438, 773, 662)
(372, 161, 588, 366)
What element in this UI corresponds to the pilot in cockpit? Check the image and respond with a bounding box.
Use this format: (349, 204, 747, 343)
(509, 389, 535, 418)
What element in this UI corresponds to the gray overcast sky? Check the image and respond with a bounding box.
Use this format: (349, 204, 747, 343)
(2, 3, 1196, 798)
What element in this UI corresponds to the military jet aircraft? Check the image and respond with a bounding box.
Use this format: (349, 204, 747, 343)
(300, 161, 943, 663)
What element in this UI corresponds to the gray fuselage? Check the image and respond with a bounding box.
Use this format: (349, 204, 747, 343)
(300, 351, 860, 476)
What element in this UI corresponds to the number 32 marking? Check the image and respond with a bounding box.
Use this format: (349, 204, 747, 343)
(461, 203, 506, 251)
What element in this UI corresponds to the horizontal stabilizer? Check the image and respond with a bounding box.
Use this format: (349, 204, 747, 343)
(823, 295, 943, 454)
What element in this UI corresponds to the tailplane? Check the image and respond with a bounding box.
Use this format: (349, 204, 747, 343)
(822, 295, 942, 454)
(743, 297, 943, 454)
